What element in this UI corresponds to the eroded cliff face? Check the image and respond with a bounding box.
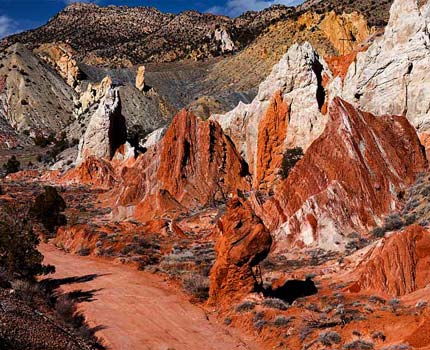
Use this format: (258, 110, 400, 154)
(0, 43, 75, 134)
(342, 0, 430, 136)
(212, 42, 332, 177)
(108, 110, 251, 221)
(209, 198, 272, 306)
(253, 98, 427, 252)
(34, 42, 84, 90)
(351, 225, 430, 297)
(76, 87, 126, 164)
(254, 91, 290, 190)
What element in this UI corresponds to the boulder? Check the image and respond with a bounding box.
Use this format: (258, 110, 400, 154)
(209, 198, 272, 305)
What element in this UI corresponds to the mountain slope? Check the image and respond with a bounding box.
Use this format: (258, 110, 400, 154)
(1, 0, 392, 66)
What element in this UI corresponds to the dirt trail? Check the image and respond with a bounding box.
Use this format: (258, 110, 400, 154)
(39, 243, 264, 350)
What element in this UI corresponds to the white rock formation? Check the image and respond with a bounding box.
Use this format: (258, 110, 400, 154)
(76, 87, 126, 164)
(141, 127, 166, 149)
(342, 0, 430, 132)
(214, 28, 236, 53)
(212, 42, 332, 175)
(135, 66, 146, 91)
(76, 76, 113, 116)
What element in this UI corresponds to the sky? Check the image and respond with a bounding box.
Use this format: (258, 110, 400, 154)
(0, 0, 303, 38)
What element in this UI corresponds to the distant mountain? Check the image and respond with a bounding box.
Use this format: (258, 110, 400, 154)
(0, 3, 295, 66)
(1, 0, 393, 66)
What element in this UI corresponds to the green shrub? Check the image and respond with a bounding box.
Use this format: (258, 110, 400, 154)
(30, 186, 66, 234)
(3, 155, 20, 175)
(0, 204, 54, 280)
(235, 300, 256, 313)
(281, 147, 304, 179)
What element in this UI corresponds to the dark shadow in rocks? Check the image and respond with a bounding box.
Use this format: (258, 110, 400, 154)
(108, 96, 127, 159)
(262, 277, 318, 304)
(66, 288, 103, 303)
(40, 273, 108, 293)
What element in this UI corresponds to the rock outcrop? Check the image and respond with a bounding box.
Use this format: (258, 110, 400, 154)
(34, 42, 83, 90)
(76, 87, 126, 164)
(209, 198, 272, 306)
(342, 0, 430, 135)
(213, 28, 236, 53)
(254, 91, 289, 190)
(111, 110, 250, 220)
(135, 66, 146, 91)
(212, 42, 332, 178)
(351, 225, 430, 297)
(254, 98, 427, 251)
(76, 76, 113, 116)
(0, 43, 75, 134)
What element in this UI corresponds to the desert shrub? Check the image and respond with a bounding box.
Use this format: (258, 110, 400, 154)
(280, 147, 304, 178)
(262, 297, 289, 310)
(273, 315, 292, 327)
(224, 317, 232, 325)
(388, 298, 401, 311)
(30, 186, 66, 233)
(381, 344, 411, 350)
(300, 325, 313, 341)
(253, 311, 265, 322)
(368, 295, 385, 304)
(0, 204, 54, 280)
(254, 319, 268, 330)
(371, 227, 386, 238)
(383, 214, 403, 231)
(11, 279, 40, 303)
(55, 295, 76, 324)
(415, 300, 428, 309)
(2, 155, 20, 175)
(77, 247, 91, 256)
(33, 133, 55, 147)
(181, 273, 209, 300)
(235, 300, 256, 313)
(371, 331, 386, 341)
(319, 331, 342, 346)
(343, 340, 374, 350)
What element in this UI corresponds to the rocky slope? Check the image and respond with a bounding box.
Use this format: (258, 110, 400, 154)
(0, 43, 75, 135)
(256, 97, 427, 251)
(341, 0, 430, 147)
(87, 109, 252, 221)
(1, 0, 388, 67)
(351, 224, 430, 297)
(1, 3, 293, 66)
(205, 10, 372, 94)
(213, 42, 332, 179)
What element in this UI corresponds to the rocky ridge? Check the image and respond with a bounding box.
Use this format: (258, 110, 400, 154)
(212, 42, 332, 178)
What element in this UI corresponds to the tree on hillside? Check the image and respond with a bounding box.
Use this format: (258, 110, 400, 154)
(3, 155, 20, 175)
(0, 204, 54, 281)
(30, 186, 67, 234)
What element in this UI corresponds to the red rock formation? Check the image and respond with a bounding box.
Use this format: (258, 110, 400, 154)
(351, 225, 430, 297)
(209, 198, 272, 306)
(254, 97, 427, 251)
(325, 50, 360, 80)
(254, 91, 289, 190)
(61, 156, 117, 189)
(111, 110, 251, 220)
